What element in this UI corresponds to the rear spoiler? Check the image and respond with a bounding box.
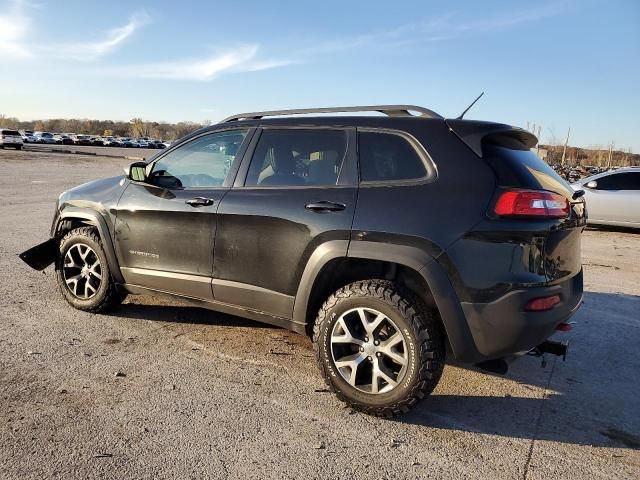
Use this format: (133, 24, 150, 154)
(446, 119, 537, 157)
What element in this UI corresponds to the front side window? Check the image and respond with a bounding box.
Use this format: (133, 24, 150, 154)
(594, 172, 640, 191)
(245, 129, 347, 187)
(150, 129, 248, 189)
(358, 131, 428, 182)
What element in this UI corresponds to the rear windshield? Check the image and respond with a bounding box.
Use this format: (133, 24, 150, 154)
(483, 144, 574, 197)
(1, 130, 20, 136)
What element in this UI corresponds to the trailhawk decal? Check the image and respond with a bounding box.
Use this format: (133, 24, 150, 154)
(128, 250, 159, 259)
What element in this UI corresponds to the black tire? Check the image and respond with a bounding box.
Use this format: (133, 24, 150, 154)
(16, 145, 22, 150)
(55, 227, 126, 312)
(313, 279, 445, 417)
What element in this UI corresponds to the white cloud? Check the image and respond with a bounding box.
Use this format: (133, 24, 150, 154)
(47, 11, 150, 60)
(104, 45, 294, 81)
(302, 3, 565, 55)
(0, 0, 32, 58)
(0, 4, 149, 62)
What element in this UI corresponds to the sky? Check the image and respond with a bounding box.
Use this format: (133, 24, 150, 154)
(0, 0, 638, 151)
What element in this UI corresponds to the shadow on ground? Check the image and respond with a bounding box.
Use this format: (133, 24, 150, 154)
(110, 291, 640, 450)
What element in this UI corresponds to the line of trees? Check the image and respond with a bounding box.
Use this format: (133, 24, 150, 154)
(540, 143, 639, 167)
(0, 114, 209, 141)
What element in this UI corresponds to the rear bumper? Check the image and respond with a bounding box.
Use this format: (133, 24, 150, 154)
(460, 269, 583, 361)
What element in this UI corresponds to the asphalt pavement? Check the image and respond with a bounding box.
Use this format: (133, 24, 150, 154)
(0, 148, 638, 479)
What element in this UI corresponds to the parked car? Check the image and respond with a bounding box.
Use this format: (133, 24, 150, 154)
(54, 134, 73, 145)
(103, 137, 122, 147)
(22, 133, 38, 143)
(119, 137, 135, 148)
(0, 129, 24, 149)
(148, 140, 167, 149)
(34, 132, 57, 144)
(72, 135, 93, 146)
(91, 137, 105, 146)
(135, 138, 149, 148)
(19, 105, 585, 417)
(572, 167, 640, 228)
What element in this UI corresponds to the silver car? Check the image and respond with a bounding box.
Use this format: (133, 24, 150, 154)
(572, 167, 640, 228)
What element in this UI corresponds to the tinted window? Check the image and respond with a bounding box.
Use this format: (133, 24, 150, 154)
(484, 145, 574, 197)
(595, 172, 640, 191)
(1, 130, 20, 135)
(245, 129, 347, 187)
(358, 132, 427, 182)
(150, 129, 248, 188)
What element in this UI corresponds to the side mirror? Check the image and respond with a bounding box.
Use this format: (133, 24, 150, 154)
(127, 161, 148, 182)
(585, 180, 598, 189)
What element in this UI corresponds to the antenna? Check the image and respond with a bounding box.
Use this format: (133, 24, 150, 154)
(456, 92, 484, 120)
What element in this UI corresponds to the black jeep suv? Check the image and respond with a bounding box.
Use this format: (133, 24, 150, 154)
(21, 105, 585, 416)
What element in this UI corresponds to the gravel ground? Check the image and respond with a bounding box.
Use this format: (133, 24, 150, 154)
(1, 148, 639, 479)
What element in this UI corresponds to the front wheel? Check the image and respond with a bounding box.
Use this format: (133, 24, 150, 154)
(55, 227, 126, 312)
(313, 280, 445, 417)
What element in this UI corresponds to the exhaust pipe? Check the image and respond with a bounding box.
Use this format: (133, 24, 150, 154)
(530, 340, 568, 361)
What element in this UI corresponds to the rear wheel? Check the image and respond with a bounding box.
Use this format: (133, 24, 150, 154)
(313, 279, 445, 417)
(55, 227, 125, 312)
(15, 145, 22, 150)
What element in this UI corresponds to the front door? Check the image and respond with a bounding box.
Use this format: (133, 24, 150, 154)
(213, 127, 358, 319)
(114, 128, 252, 299)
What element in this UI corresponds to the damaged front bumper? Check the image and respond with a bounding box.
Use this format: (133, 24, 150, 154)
(19, 238, 58, 270)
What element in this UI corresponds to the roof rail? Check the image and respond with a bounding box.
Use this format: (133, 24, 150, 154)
(220, 105, 443, 123)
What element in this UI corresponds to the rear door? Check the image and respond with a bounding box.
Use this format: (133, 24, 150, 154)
(114, 128, 252, 299)
(482, 144, 586, 284)
(213, 127, 358, 319)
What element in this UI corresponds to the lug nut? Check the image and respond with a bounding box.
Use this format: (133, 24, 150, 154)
(359, 346, 364, 352)
(367, 356, 372, 362)
(376, 352, 382, 358)
(374, 340, 379, 346)
(364, 337, 369, 342)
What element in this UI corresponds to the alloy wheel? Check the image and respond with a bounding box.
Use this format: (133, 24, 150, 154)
(62, 244, 102, 299)
(330, 307, 409, 394)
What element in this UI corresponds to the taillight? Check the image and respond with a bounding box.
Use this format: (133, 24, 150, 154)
(525, 295, 561, 311)
(494, 190, 569, 218)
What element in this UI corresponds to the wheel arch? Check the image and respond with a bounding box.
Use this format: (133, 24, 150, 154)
(294, 240, 480, 362)
(55, 207, 124, 283)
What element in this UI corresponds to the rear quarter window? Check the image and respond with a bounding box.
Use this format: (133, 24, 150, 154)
(358, 131, 429, 183)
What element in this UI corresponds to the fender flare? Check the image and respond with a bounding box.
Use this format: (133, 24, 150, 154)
(293, 239, 479, 362)
(56, 207, 125, 284)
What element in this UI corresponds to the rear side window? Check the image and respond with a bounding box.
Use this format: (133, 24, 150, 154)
(594, 172, 640, 190)
(245, 129, 347, 187)
(358, 131, 427, 182)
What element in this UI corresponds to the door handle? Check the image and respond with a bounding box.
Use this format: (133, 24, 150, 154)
(186, 197, 214, 207)
(305, 201, 346, 212)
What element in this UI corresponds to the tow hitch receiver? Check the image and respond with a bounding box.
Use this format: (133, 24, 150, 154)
(528, 340, 569, 368)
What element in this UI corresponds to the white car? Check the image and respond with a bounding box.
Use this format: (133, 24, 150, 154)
(572, 167, 640, 229)
(34, 132, 57, 144)
(0, 129, 24, 150)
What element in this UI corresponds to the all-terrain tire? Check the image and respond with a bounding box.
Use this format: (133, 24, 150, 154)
(55, 227, 126, 312)
(312, 279, 445, 417)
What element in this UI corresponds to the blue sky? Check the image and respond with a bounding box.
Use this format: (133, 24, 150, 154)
(1, 0, 638, 151)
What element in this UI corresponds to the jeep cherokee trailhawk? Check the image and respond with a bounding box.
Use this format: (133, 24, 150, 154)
(20, 105, 586, 416)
